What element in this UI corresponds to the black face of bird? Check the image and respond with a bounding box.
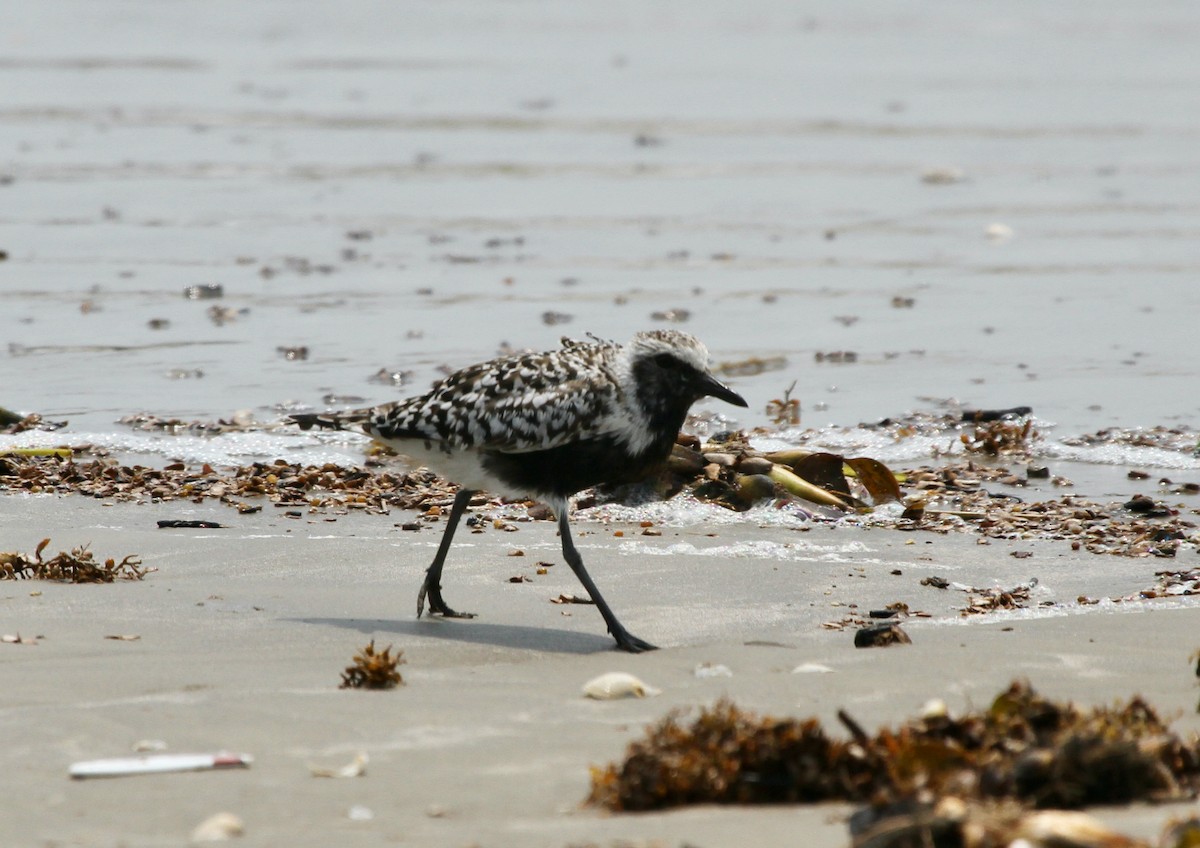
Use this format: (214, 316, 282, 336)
(646, 352, 748, 408)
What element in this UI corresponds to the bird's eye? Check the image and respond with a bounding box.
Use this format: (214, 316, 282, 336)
(653, 353, 677, 370)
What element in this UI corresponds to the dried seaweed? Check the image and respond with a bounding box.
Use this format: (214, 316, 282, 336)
(588, 681, 1200, 813)
(0, 455, 454, 516)
(0, 538, 150, 583)
(339, 640, 405, 690)
(3, 411, 1196, 561)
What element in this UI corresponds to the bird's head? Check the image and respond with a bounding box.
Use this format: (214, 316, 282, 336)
(626, 330, 748, 408)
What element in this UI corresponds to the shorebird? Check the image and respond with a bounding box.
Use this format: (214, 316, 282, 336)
(291, 330, 748, 652)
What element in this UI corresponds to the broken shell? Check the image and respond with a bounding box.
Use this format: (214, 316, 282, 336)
(791, 662, 835, 674)
(190, 811, 244, 842)
(582, 672, 661, 700)
(308, 752, 368, 778)
(693, 662, 733, 678)
(132, 739, 168, 753)
(985, 222, 1015, 242)
(920, 698, 949, 719)
(736, 456, 775, 476)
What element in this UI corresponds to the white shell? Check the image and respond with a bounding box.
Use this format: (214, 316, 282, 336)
(920, 698, 949, 719)
(190, 812, 244, 843)
(693, 663, 733, 678)
(985, 222, 1015, 242)
(308, 752, 368, 778)
(132, 739, 168, 753)
(582, 672, 661, 700)
(791, 662, 835, 674)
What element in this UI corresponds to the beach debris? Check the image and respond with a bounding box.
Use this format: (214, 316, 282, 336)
(962, 417, 1036, 456)
(583, 672, 661, 700)
(104, 634, 141, 641)
(133, 739, 168, 752)
(765, 380, 801, 427)
(0, 539, 150, 583)
(850, 798, 1148, 848)
(716, 355, 787, 377)
(347, 805, 374, 821)
(0, 455, 448, 516)
(792, 662, 835, 674)
(309, 752, 368, 778)
(1125, 494, 1173, 518)
(3, 407, 1194, 561)
(206, 305, 242, 326)
(190, 811, 244, 843)
(0, 408, 67, 433)
(276, 345, 309, 361)
(693, 662, 733, 678)
(369, 366, 414, 387)
(158, 520, 224, 529)
(650, 308, 690, 323)
(0, 447, 73, 458)
(1063, 425, 1199, 454)
(814, 350, 858, 363)
(1162, 817, 1200, 848)
(541, 310, 573, 326)
(0, 405, 24, 427)
(118, 411, 268, 435)
(854, 623, 912, 648)
(921, 165, 966, 184)
(919, 575, 1040, 617)
(2, 632, 38, 645)
(70, 752, 252, 780)
(962, 406, 1034, 422)
(339, 640, 404, 690)
(588, 681, 1200, 813)
(984, 222, 1015, 242)
(183, 284, 223, 300)
(551, 593, 594, 605)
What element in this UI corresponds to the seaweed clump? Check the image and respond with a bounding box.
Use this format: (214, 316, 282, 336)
(0, 538, 150, 583)
(339, 640, 405, 690)
(588, 681, 1200, 812)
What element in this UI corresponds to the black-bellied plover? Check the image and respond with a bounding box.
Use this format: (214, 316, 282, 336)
(291, 330, 747, 652)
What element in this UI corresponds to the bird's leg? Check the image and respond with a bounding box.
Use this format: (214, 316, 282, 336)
(417, 487, 478, 620)
(558, 511, 657, 653)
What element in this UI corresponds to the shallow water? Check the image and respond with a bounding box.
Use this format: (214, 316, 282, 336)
(2, 1, 1199, 472)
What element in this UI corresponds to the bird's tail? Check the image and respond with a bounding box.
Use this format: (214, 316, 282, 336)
(289, 412, 354, 432)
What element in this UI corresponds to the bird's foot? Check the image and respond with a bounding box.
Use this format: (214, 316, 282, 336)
(417, 580, 477, 620)
(611, 628, 657, 653)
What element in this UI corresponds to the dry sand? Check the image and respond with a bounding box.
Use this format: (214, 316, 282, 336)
(2, 494, 1198, 847)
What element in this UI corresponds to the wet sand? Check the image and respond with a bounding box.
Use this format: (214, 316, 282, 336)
(2, 495, 1199, 846)
(3, 2, 1200, 438)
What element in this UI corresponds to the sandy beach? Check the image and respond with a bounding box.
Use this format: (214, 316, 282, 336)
(1, 494, 1197, 847)
(3, 1, 1200, 845)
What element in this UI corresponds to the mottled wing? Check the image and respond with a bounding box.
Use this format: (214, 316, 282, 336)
(366, 343, 623, 453)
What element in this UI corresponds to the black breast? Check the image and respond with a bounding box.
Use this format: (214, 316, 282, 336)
(479, 431, 678, 500)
